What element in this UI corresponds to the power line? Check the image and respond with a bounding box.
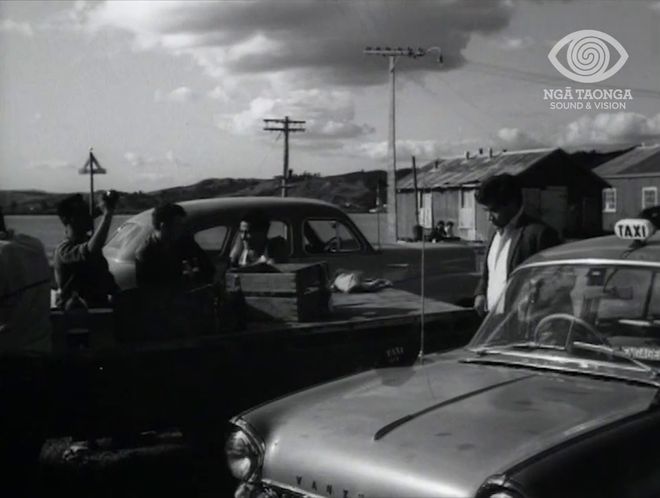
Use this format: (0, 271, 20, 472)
(400, 71, 502, 143)
(263, 116, 306, 197)
(464, 59, 660, 99)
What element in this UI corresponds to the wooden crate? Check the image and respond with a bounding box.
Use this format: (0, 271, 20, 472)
(225, 262, 330, 322)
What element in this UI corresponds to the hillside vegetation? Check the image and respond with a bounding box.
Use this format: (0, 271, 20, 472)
(1, 169, 412, 215)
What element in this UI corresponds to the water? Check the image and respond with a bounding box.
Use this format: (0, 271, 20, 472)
(5, 212, 389, 257)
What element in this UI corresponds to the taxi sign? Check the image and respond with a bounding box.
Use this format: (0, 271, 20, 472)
(614, 218, 656, 241)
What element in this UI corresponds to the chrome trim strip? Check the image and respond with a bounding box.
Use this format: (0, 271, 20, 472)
(515, 258, 660, 275)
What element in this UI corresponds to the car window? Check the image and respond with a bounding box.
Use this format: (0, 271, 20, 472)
(194, 226, 228, 252)
(595, 269, 651, 320)
(106, 222, 143, 251)
(303, 219, 361, 254)
(229, 219, 292, 257)
(268, 220, 292, 256)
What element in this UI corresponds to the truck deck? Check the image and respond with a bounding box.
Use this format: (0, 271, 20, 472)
(6, 288, 479, 442)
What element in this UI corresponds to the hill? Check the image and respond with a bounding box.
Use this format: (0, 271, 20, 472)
(0, 169, 411, 215)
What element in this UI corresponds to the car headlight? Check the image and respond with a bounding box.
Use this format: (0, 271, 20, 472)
(476, 475, 526, 498)
(225, 422, 264, 482)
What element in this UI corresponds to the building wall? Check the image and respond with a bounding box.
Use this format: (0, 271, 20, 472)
(602, 176, 660, 231)
(431, 189, 460, 228)
(395, 150, 607, 241)
(397, 191, 418, 239)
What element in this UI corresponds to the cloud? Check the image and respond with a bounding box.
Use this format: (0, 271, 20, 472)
(496, 127, 546, 150)
(154, 86, 196, 103)
(558, 112, 660, 147)
(651, 2, 660, 12)
(346, 139, 462, 162)
(124, 151, 157, 167)
(80, 1, 513, 90)
(492, 36, 535, 51)
(216, 89, 374, 141)
(28, 159, 74, 171)
(207, 85, 230, 102)
(0, 19, 34, 37)
(165, 150, 193, 168)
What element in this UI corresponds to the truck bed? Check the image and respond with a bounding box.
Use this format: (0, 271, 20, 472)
(5, 289, 479, 440)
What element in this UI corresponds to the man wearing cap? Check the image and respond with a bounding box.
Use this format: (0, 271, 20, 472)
(53, 192, 119, 308)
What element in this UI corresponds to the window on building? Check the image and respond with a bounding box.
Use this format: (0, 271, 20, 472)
(602, 188, 617, 213)
(642, 187, 658, 210)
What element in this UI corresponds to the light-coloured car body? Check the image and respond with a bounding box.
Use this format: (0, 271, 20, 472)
(103, 197, 480, 305)
(226, 218, 660, 498)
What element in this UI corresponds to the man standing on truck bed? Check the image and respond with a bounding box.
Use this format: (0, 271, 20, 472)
(135, 203, 215, 337)
(53, 192, 119, 309)
(473, 174, 560, 317)
(135, 202, 214, 291)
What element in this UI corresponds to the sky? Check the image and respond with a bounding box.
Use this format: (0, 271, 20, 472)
(1, 0, 659, 193)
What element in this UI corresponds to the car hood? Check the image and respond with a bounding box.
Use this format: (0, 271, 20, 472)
(239, 356, 656, 498)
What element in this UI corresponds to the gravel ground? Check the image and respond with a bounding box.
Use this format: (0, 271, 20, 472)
(10, 432, 237, 498)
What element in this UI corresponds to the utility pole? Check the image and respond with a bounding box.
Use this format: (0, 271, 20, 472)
(364, 46, 442, 243)
(263, 116, 306, 197)
(78, 147, 107, 217)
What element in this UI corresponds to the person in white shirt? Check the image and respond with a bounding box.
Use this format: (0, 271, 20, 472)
(473, 174, 560, 317)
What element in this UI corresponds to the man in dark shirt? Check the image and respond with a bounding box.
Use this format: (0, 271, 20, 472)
(53, 193, 118, 308)
(135, 203, 214, 291)
(135, 203, 215, 338)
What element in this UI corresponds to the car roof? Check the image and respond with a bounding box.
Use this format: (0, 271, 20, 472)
(523, 232, 660, 267)
(126, 196, 351, 226)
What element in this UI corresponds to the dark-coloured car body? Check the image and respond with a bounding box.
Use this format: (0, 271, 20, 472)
(103, 197, 480, 305)
(226, 221, 660, 498)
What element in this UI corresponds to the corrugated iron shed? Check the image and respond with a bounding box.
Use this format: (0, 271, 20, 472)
(397, 148, 556, 190)
(592, 144, 660, 177)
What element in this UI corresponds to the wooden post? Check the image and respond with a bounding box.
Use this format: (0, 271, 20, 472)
(412, 155, 419, 227)
(88, 149, 95, 217)
(387, 55, 398, 243)
(78, 148, 107, 221)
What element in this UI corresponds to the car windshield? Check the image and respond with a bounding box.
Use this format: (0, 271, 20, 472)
(468, 263, 660, 378)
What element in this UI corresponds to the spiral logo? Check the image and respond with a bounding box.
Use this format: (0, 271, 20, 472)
(548, 30, 628, 83)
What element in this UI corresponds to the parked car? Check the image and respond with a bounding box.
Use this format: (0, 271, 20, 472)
(103, 197, 480, 304)
(226, 217, 660, 498)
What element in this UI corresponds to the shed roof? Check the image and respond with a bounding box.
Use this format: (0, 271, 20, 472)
(397, 148, 559, 190)
(592, 144, 660, 177)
